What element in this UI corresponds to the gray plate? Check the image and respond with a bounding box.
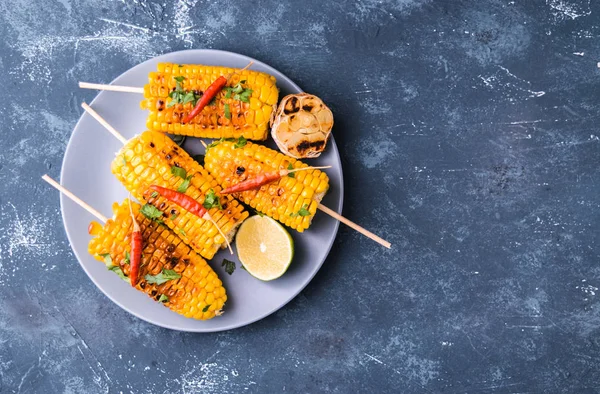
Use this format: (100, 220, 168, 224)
(60, 49, 343, 332)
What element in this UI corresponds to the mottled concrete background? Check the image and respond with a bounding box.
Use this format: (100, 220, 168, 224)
(1, 0, 600, 392)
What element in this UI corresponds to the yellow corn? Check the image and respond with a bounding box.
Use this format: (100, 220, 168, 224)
(204, 141, 330, 232)
(87, 199, 226, 320)
(111, 131, 249, 260)
(140, 63, 279, 141)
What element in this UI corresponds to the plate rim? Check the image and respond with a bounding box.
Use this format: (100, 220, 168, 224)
(60, 49, 344, 332)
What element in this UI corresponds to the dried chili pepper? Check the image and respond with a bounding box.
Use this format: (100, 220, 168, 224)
(220, 166, 332, 194)
(149, 185, 233, 254)
(128, 199, 143, 287)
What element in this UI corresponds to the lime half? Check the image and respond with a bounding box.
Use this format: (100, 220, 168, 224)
(235, 215, 294, 281)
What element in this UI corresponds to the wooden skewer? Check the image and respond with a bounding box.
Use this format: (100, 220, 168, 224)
(83, 104, 392, 249)
(42, 174, 107, 223)
(79, 82, 144, 94)
(79, 61, 254, 94)
(81, 103, 128, 144)
(316, 204, 391, 248)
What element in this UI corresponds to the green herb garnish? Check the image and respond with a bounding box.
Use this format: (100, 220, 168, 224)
(208, 96, 217, 106)
(158, 294, 169, 303)
(124, 251, 130, 265)
(171, 166, 187, 179)
(182, 91, 196, 105)
(224, 82, 252, 103)
(170, 213, 178, 221)
(290, 204, 310, 217)
(140, 204, 163, 221)
(234, 136, 247, 149)
(221, 259, 236, 275)
(99, 253, 112, 267)
(179, 228, 186, 236)
(203, 189, 222, 210)
(151, 191, 159, 198)
(177, 175, 192, 193)
(287, 163, 295, 178)
(110, 266, 129, 282)
(224, 103, 231, 120)
(145, 269, 181, 285)
(202, 305, 211, 312)
(167, 76, 200, 108)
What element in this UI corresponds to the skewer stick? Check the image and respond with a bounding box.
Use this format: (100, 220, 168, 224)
(79, 62, 254, 94)
(85, 105, 392, 249)
(79, 82, 144, 94)
(81, 103, 128, 144)
(42, 174, 108, 223)
(316, 204, 391, 249)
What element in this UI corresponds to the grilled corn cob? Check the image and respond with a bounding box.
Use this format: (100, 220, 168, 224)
(88, 199, 226, 320)
(204, 140, 329, 232)
(111, 131, 249, 260)
(140, 63, 279, 141)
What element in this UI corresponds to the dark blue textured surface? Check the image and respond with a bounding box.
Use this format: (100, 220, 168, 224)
(2, 0, 600, 392)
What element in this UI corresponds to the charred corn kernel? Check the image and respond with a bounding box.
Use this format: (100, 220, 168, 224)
(204, 141, 330, 232)
(139, 63, 279, 141)
(111, 131, 249, 260)
(87, 199, 226, 320)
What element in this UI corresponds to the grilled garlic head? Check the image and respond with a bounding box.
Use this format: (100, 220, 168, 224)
(270, 93, 334, 158)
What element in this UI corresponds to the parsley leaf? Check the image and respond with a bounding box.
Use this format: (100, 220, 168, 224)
(202, 305, 211, 312)
(171, 166, 187, 179)
(203, 189, 222, 210)
(110, 266, 129, 282)
(221, 259, 236, 275)
(208, 96, 217, 106)
(177, 175, 193, 193)
(182, 91, 196, 105)
(151, 191, 159, 198)
(224, 103, 231, 120)
(290, 204, 310, 217)
(234, 136, 247, 149)
(225, 82, 252, 103)
(170, 213, 178, 221)
(140, 204, 163, 221)
(124, 251, 130, 265)
(167, 76, 201, 108)
(179, 228, 186, 236)
(287, 163, 295, 178)
(145, 269, 181, 285)
(158, 294, 169, 303)
(99, 253, 112, 267)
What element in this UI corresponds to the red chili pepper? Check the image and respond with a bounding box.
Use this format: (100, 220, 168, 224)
(150, 185, 234, 254)
(182, 76, 227, 124)
(128, 200, 142, 287)
(221, 170, 284, 194)
(149, 185, 209, 218)
(220, 166, 332, 194)
(182, 61, 254, 124)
